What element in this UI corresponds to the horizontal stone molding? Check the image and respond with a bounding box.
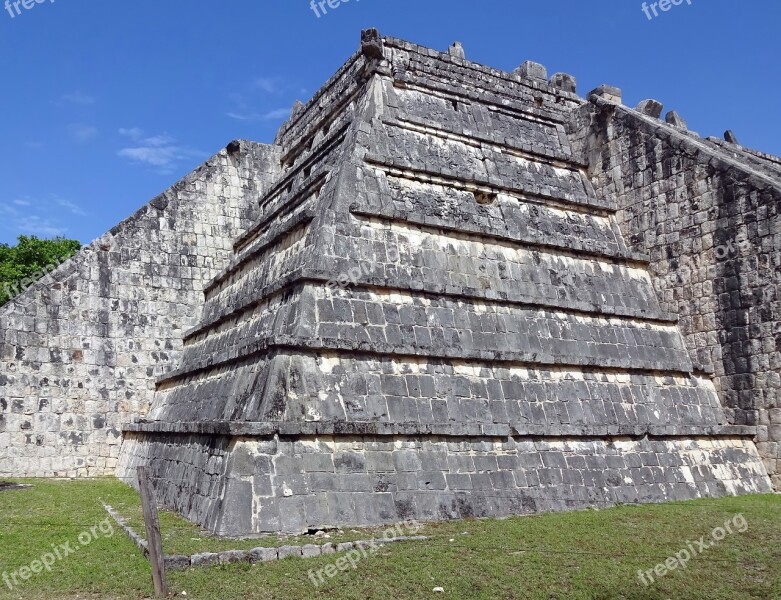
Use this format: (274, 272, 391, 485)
(382, 116, 581, 168)
(364, 155, 615, 213)
(123, 420, 757, 439)
(155, 328, 698, 388)
(383, 37, 582, 104)
(349, 208, 653, 270)
(391, 67, 569, 125)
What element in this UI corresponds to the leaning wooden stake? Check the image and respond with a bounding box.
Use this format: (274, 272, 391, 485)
(137, 466, 168, 597)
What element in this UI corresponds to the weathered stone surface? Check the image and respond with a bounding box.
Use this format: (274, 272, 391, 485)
(2, 31, 775, 531)
(570, 94, 781, 489)
(278, 545, 303, 559)
(447, 42, 465, 60)
(113, 32, 774, 534)
(549, 72, 576, 94)
(302, 544, 322, 558)
(219, 550, 249, 565)
(191, 553, 220, 568)
(589, 85, 622, 104)
(636, 99, 663, 118)
(249, 547, 279, 563)
(0, 141, 282, 477)
(123, 432, 770, 535)
(515, 60, 547, 82)
(665, 110, 688, 129)
(361, 28, 384, 59)
(321, 542, 336, 554)
(164, 555, 191, 571)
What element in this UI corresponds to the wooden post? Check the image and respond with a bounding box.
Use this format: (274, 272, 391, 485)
(137, 466, 168, 598)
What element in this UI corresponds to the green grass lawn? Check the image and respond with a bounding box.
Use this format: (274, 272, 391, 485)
(0, 478, 779, 599)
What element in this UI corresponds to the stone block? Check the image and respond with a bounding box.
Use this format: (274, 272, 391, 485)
(636, 99, 663, 118)
(249, 547, 279, 563)
(589, 84, 622, 104)
(448, 42, 465, 60)
(277, 545, 303, 560)
(665, 111, 688, 129)
(515, 60, 547, 82)
(191, 553, 220, 568)
(219, 550, 249, 565)
(549, 72, 576, 94)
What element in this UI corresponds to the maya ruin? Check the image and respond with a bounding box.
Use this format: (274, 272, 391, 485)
(1, 30, 778, 536)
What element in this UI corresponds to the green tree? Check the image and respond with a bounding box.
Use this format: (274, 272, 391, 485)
(0, 236, 81, 306)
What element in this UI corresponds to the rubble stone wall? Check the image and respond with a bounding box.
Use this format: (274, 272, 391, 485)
(0, 141, 281, 477)
(569, 98, 781, 487)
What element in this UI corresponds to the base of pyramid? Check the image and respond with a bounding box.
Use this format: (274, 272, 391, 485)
(118, 422, 771, 536)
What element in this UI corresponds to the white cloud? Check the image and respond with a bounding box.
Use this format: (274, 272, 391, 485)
(226, 77, 297, 124)
(226, 107, 291, 122)
(252, 78, 280, 94)
(118, 127, 144, 140)
(0, 202, 19, 216)
(118, 146, 180, 168)
(262, 108, 293, 120)
(55, 197, 87, 216)
(13, 215, 67, 238)
(225, 111, 254, 121)
(68, 123, 99, 142)
(117, 130, 202, 174)
(142, 134, 175, 147)
(0, 196, 89, 240)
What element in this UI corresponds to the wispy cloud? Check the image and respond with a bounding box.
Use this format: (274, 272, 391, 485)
(0, 198, 71, 239)
(58, 91, 96, 106)
(225, 75, 299, 124)
(262, 108, 293, 120)
(55, 197, 87, 216)
(118, 127, 144, 140)
(68, 123, 99, 143)
(13, 215, 67, 238)
(0, 202, 19, 216)
(225, 107, 291, 122)
(117, 127, 202, 174)
(252, 77, 281, 94)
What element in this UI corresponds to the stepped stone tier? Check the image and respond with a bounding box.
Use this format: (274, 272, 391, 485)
(1, 31, 777, 532)
(114, 31, 772, 535)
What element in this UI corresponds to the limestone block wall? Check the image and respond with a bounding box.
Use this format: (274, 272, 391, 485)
(569, 97, 781, 487)
(119, 427, 770, 535)
(0, 140, 281, 477)
(117, 33, 772, 537)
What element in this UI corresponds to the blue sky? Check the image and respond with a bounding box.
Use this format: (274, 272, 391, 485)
(0, 0, 778, 245)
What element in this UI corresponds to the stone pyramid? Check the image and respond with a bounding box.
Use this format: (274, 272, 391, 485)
(118, 30, 771, 535)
